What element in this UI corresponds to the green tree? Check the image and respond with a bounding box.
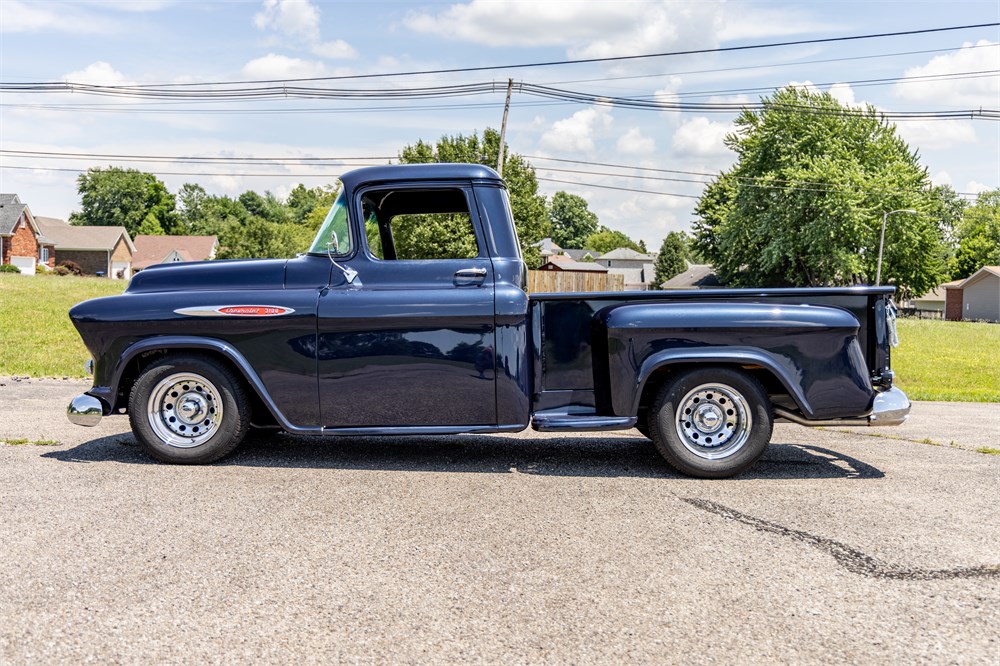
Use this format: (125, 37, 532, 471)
(548, 191, 599, 248)
(70, 167, 178, 236)
(692, 86, 947, 299)
(398, 128, 550, 267)
(216, 217, 313, 260)
(585, 226, 647, 255)
(952, 189, 1000, 279)
(653, 231, 689, 288)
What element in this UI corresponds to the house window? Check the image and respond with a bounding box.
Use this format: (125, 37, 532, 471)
(40, 247, 49, 263)
(20, 216, 26, 229)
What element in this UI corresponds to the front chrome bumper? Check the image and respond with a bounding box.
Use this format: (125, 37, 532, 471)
(67, 394, 104, 427)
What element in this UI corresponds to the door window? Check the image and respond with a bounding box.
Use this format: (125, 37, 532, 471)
(360, 188, 480, 261)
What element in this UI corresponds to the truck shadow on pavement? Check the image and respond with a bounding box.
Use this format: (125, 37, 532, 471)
(44, 433, 884, 480)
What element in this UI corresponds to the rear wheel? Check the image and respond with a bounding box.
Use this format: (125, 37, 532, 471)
(649, 367, 772, 478)
(129, 355, 250, 464)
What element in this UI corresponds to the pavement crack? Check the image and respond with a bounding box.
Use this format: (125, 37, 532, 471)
(682, 497, 1000, 581)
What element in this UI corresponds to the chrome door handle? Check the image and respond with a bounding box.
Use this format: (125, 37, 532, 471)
(454, 268, 488, 278)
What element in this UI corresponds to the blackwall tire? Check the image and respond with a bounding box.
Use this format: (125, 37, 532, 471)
(128, 355, 250, 464)
(649, 368, 772, 478)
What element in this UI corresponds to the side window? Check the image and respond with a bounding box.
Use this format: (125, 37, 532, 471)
(361, 188, 480, 261)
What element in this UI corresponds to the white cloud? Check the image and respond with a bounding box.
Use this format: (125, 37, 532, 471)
(404, 1, 634, 48)
(252, 0, 357, 60)
(828, 82, 857, 107)
(964, 180, 993, 195)
(63, 62, 130, 86)
(241, 54, 327, 80)
(718, 7, 838, 41)
(895, 120, 978, 151)
(311, 39, 357, 60)
(932, 171, 952, 186)
(787, 80, 820, 95)
(616, 128, 655, 156)
(539, 105, 614, 154)
(81, 1, 174, 11)
(254, 0, 320, 41)
(1, 0, 107, 33)
(403, 1, 832, 56)
(671, 117, 733, 157)
(894, 41, 1000, 107)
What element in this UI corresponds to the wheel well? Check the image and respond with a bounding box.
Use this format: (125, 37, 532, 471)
(637, 363, 787, 419)
(113, 348, 275, 425)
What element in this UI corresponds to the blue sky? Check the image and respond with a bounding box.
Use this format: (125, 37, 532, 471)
(1, 0, 998, 247)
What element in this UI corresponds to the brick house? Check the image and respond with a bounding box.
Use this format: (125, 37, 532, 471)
(35, 217, 135, 278)
(0, 194, 56, 274)
(132, 235, 219, 272)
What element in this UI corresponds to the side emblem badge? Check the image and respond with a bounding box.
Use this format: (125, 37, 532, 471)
(174, 305, 296, 317)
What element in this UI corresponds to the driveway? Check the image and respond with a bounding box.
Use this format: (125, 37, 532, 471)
(1, 379, 998, 664)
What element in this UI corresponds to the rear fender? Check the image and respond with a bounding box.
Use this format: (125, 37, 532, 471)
(592, 302, 874, 420)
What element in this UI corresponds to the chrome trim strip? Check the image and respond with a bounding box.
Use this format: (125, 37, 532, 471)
(173, 305, 296, 317)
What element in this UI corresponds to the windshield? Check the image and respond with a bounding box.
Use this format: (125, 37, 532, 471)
(308, 189, 352, 256)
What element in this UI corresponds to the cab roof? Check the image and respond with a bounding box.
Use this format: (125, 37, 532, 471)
(339, 163, 503, 191)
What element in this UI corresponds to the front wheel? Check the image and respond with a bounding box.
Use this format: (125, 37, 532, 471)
(648, 368, 772, 478)
(129, 355, 250, 464)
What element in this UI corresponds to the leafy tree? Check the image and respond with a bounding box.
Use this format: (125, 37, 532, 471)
(176, 183, 208, 231)
(585, 226, 647, 255)
(692, 86, 947, 299)
(952, 189, 1000, 279)
(548, 191, 599, 248)
(653, 231, 689, 288)
(70, 167, 178, 236)
(398, 128, 550, 267)
(216, 217, 313, 260)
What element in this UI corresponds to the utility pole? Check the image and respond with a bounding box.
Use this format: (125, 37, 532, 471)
(496, 78, 513, 178)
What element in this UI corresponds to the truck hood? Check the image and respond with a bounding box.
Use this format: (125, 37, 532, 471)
(125, 258, 288, 294)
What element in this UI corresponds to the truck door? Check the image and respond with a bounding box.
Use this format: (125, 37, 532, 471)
(317, 184, 497, 427)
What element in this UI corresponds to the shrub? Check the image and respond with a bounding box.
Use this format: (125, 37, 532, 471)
(35, 264, 49, 274)
(0, 264, 23, 274)
(57, 260, 83, 275)
(52, 266, 71, 276)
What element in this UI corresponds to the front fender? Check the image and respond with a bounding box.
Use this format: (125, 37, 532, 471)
(88, 336, 320, 435)
(592, 302, 874, 420)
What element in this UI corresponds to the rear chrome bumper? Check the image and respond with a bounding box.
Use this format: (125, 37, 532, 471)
(67, 394, 104, 427)
(868, 387, 911, 426)
(774, 387, 911, 427)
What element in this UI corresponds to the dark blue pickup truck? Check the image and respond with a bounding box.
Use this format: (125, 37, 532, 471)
(68, 163, 909, 477)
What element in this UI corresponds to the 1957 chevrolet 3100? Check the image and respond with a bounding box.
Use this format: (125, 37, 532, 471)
(67, 163, 910, 478)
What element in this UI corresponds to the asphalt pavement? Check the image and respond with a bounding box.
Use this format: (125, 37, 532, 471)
(1, 378, 998, 664)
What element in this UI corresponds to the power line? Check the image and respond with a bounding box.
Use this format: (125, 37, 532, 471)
(537, 42, 1000, 86)
(3, 68, 995, 113)
(536, 177, 702, 198)
(3, 149, 990, 197)
(7, 22, 994, 87)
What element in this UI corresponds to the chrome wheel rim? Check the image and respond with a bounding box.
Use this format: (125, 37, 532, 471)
(674, 383, 752, 460)
(146, 372, 223, 448)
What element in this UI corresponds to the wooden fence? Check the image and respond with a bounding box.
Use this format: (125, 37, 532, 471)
(527, 270, 625, 293)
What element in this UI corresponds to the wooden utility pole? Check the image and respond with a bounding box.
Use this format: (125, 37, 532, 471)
(496, 78, 513, 177)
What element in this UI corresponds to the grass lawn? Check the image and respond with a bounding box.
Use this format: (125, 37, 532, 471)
(893, 317, 999, 402)
(1, 274, 998, 401)
(0, 274, 124, 377)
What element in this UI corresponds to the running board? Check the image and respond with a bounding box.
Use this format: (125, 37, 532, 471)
(532, 414, 637, 432)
